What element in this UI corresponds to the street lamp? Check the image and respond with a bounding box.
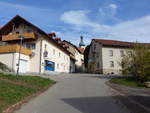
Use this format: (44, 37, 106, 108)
(16, 35, 24, 76)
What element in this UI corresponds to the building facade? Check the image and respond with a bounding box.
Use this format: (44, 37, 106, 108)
(88, 39, 147, 75)
(0, 15, 70, 74)
(63, 40, 84, 72)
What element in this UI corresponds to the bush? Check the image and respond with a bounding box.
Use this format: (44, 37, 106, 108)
(120, 43, 150, 82)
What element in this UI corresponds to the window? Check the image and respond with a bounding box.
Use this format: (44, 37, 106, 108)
(26, 43, 36, 49)
(45, 44, 47, 49)
(27, 29, 32, 33)
(120, 50, 124, 57)
(109, 50, 113, 56)
(94, 44, 96, 49)
(93, 53, 95, 58)
(110, 61, 114, 67)
(53, 49, 55, 55)
(128, 51, 132, 57)
(59, 52, 61, 57)
(97, 62, 100, 68)
(57, 64, 59, 69)
(93, 44, 96, 50)
(16, 31, 19, 34)
(43, 51, 48, 57)
(96, 52, 99, 58)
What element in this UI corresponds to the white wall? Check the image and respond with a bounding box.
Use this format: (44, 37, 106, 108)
(75, 51, 82, 66)
(102, 47, 126, 74)
(5, 23, 71, 73)
(0, 53, 30, 72)
(14, 53, 30, 72)
(0, 53, 15, 71)
(88, 40, 128, 74)
(29, 39, 41, 73)
(41, 40, 70, 73)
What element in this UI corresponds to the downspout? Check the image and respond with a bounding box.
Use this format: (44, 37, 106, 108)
(39, 39, 43, 74)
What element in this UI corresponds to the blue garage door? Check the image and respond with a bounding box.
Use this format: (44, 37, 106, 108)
(45, 60, 55, 71)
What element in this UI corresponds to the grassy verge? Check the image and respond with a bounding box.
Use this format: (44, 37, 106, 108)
(0, 73, 56, 113)
(110, 77, 145, 88)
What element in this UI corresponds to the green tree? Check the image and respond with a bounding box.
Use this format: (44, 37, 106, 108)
(120, 43, 150, 82)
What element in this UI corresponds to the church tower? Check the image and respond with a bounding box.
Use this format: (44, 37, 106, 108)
(79, 35, 85, 49)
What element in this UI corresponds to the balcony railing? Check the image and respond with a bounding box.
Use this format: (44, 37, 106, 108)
(0, 44, 32, 56)
(2, 32, 37, 41)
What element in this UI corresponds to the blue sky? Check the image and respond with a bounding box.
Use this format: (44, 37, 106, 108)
(0, 0, 150, 45)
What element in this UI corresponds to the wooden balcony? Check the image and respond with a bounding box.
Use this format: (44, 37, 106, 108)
(2, 32, 37, 41)
(0, 44, 32, 56)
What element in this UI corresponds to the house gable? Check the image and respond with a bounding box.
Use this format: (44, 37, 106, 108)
(0, 15, 70, 55)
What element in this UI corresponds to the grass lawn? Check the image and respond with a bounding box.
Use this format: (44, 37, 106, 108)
(0, 73, 56, 113)
(110, 77, 145, 88)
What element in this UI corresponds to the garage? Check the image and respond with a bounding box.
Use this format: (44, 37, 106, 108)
(19, 59, 28, 73)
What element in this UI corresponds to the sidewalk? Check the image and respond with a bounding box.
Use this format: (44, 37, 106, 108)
(107, 82, 150, 113)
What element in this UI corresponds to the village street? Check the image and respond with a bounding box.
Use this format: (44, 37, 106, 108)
(14, 74, 131, 113)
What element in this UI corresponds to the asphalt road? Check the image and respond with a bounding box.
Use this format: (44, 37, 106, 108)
(15, 73, 131, 113)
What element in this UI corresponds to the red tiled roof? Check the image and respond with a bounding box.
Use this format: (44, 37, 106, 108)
(47, 32, 56, 38)
(54, 38, 61, 41)
(63, 45, 69, 48)
(93, 39, 150, 47)
(63, 40, 83, 54)
(78, 48, 84, 54)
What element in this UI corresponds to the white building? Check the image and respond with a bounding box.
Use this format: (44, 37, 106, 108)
(0, 15, 70, 74)
(88, 39, 140, 75)
(63, 40, 84, 72)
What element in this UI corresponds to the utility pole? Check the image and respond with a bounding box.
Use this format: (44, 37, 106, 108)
(16, 36, 24, 76)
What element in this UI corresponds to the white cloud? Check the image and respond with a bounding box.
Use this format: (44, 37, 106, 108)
(60, 10, 90, 26)
(109, 4, 118, 9)
(60, 10, 108, 34)
(60, 10, 150, 44)
(99, 3, 120, 23)
(99, 4, 117, 16)
(1, 1, 150, 45)
(108, 15, 150, 42)
(108, 4, 118, 16)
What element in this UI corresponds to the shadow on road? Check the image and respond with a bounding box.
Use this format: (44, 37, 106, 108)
(62, 96, 150, 113)
(62, 96, 128, 113)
